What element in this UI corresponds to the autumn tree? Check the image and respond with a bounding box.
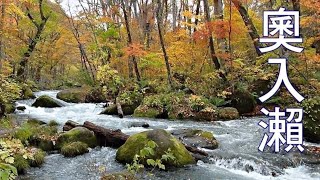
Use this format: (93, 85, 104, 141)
(16, 0, 50, 81)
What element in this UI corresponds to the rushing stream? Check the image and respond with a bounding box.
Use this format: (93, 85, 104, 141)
(15, 91, 320, 180)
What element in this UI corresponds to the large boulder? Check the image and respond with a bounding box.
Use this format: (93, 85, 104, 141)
(101, 104, 138, 116)
(56, 127, 98, 149)
(85, 87, 106, 103)
(230, 90, 256, 114)
(116, 129, 195, 167)
(32, 95, 63, 108)
(133, 94, 217, 121)
(171, 129, 219, 150)
(101, 91, 143, 116)
(302, 97, 320, 143)
(217, 107, 240, 120)
(134, 105, 167, 118)
(56, 88, 88, 103)
(61, 141, 89, 157)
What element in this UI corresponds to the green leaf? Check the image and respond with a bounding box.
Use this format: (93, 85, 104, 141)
(147, 141, 157, 149)
(5, 157, 14, 164)
(147, 159, 155, 166)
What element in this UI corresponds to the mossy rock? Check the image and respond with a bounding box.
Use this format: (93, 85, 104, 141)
(56, 127, 97, 149)
(133, 105, 165, 118)
(218, 107, 240, 120)
(38, 139, 55, 151)
(171, 129, 219, 150)
(27, 119, 46, 125)
(192, 107, 218, 121)
(101, 104, 140, 116)
(116, 129, 195, 167)
(29, 150, 46, 167)
(230, 90, 256, 114)
(101, 172, 136, 180)
(48, 120, 59, 126)
(32, 95, 63, 108)
(56, 88, 88, 103)
(61, 141, 89, 157)
(302, 97, 320, 143)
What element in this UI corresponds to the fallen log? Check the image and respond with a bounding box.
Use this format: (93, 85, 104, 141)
(83, 121, 129, 148)
(63, 120, 81, 131)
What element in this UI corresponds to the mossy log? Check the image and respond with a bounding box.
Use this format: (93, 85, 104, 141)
(83, 121, 129, 148)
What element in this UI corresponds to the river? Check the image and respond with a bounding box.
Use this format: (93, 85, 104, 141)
(15, 91, 320, 180)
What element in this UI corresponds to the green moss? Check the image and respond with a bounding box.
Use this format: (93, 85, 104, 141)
(133, 105, 162, 118)
(56, 88, 88, 103)
(0, 116, 15, 129)
(48, 120, 59, 126)
(29, 150, 46, 167)
(101, 172, 136, 180)
(13, 155, 30, 174)
(217, 107, 240, 120)
(61, 141, 89, 157)
(32, 95, 63, 108)
(14, 122, 57, 148)
(116, 129, 195, 167)
(56, 127, 97, 149)
(4, 103, 15, 114)
(14, 123, 35, 143)
(27, 119, 46, 125)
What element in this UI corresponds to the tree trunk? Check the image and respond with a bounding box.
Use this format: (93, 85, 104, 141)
(17, 0, 49, 81)
(214, 0, 227, 52)
(121, 0, 141, 81)
(194, 0, 201, 32)
(156, 0, 173, 88)
(231, 0, 263, 56)
(203, 0, 221, 69)
(116, 97, 124, 118)
(172, 0, 177, 30)
(0, 0, 5, 73)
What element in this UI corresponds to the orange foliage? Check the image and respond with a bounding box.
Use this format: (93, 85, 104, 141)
(124, 43, 147, 57)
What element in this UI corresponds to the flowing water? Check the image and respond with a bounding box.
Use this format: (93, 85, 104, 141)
(15, 91, 320, 180)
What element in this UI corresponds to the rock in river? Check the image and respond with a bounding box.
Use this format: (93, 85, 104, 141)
(171, 129, 219, 150)
(32, 95, 64, 108)
(116, 129, 195, 167)
(56, 127, 98, 149)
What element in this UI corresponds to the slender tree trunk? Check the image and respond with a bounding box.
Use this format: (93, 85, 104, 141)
(156, 0, 173, 88)
(0, 0, 5, 73)
(194, 0, 201, 32)
(231, 0, 263, 56)
(214, 0, 227, 51)
(121, 0, 141, 81)
(203, 0, 221, 69)
(172, 0, 177, 30)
